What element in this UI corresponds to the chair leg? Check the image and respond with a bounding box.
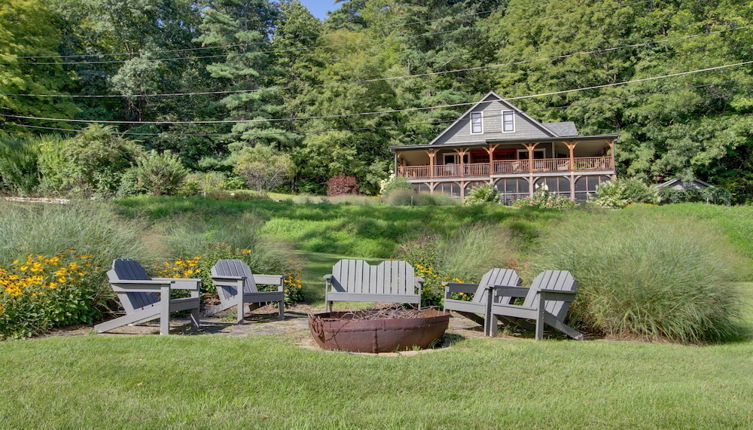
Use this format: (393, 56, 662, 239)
(160, 286, 170, 336)
(278, 301, 285, 320)
(237, 300, 245, 324)
(535, 295, 545, 340)
(325, 301, 332, 313)
(190, 308, 201, 330)
(486, 315, 498, 337)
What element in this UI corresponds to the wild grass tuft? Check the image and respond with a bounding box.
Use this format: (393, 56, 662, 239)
(530, 208, 746, 343)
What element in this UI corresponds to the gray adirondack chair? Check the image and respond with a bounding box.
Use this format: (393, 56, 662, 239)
(206, 259, 285, 324)
(486, 270, 583, 340)
(443, 268, 521, 333)
(323, 259, 422, 311)
(94, 259, 201, 336)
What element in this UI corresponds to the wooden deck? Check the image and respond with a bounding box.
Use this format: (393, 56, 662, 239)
(398, 156, 613, 180)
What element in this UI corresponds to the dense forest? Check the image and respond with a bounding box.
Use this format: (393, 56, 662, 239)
(0, 0, 752, 200)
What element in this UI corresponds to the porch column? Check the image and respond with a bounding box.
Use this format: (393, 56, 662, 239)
(565, 141, 577, 200)
(523, 143, 539, 197)
(455, 148, 468, 199)
(485, 144, 498, 184)
(393, 152, 398, 176)
(427, 149, 436, 181)
(609, 140, 616, 172)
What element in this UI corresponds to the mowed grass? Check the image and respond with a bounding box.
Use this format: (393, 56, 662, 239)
(1, 283, 752, 429)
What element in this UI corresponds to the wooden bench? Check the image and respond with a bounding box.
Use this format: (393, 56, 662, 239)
(324, 259, 422, 311)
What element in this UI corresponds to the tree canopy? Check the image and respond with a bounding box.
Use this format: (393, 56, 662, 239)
(1, 0, 751, 199)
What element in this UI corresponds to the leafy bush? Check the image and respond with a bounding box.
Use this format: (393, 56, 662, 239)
(658, 186, 732, 206)
(38, 125, 142, 197)
(384, 190, 459, 206)
(0, 250, 105, 338)
(465, 184, 499, 205)
(234, 145, 295, 192)
(327, 174, 360, 196)
(380, 176, 413, 196)
(395, 224, 519, 307)
(133, 150, 188, 196)
(529, 209, 744, 343)
(592, 178, 659, 208)
(0, 134, 41, 196)
(116, 168, 143, 198)
(383, 189, 416, 206)
(513, 184, 576, 209)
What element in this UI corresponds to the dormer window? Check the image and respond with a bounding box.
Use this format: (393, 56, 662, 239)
(502, 111, 515, 132)
(470, 112, 483, 134)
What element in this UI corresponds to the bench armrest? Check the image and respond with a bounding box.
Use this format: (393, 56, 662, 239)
(444, 282, 478, 297)
(253, 274, 284, 285)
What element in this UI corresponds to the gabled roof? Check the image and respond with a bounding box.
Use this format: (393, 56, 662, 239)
(542, 121, 578, 137)
(427, 91, 559, 145)
(656, 177, 714, 189)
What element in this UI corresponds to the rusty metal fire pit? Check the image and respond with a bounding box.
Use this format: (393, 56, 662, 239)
(308, 308, 450, 353)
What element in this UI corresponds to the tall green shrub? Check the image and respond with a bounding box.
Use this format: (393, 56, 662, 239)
(529, 209, 743, 343)
(465, 184, 499, 205)
(38, 125, 141, 197)
(0, 134, 40, 196)
(592, 178, 659, 208)
(133, 150, 188, 196)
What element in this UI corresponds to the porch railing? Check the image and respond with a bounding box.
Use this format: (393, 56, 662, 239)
(398, 156, 613, 179)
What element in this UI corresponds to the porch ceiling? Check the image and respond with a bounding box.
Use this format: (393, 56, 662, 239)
(389, 133, 619, 152)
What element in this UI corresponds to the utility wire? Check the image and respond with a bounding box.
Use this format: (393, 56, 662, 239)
(3, 78, 742, 138)
(2, 60, 750, 126)
(3, 24, 749, 99)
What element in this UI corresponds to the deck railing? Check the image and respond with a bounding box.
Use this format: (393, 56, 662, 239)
(398, 156, 612, 179)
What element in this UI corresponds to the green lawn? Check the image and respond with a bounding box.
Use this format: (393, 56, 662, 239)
(1, 283, 752, 428)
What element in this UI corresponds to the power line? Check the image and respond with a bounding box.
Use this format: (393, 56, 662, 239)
(3, 24, 749, 99)
(2, 60, 750, 126)
(4, 78, 743, 138)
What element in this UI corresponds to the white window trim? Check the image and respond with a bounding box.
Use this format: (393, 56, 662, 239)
(502, 110, 515, 133)
(470, 111, 483, 135)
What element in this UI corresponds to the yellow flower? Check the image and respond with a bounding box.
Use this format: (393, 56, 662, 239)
(68, 263, 78, 270)
(20, 266, 28, 271)
(12, 259, 19, 265)
(48, 282, 57, 289)
(58, 277, 67, 283)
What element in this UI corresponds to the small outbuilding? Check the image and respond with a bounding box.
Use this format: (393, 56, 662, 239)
(656, 177, 714, 191)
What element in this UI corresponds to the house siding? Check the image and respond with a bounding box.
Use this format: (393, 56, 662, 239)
(432, 99, 552, 145)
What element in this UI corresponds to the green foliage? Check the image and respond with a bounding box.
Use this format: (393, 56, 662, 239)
(465, 184, 499, 205)
(513, 185, 576, 209)
(133, 151, 188, 196)
(38, 126, 142, 197)
(234, 145, 295, 192)
(383, 190, 460, 206)
(530, 209, 745, 343)
(380, 176, 412, 195)
(0, 135, 40, 196)
(592, 178, 659, 208)
(658, 186, 732, 206)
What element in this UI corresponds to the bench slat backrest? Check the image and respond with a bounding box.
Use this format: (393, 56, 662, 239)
(211, 259, 258, 302)
(522, 270, 577, 321)
(473, 269, 521, 304)
(108, 259, 159, 313)
(331, 259, 417, 296)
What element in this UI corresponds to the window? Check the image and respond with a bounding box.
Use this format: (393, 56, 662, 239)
(502, 111, 515, 132)
(470, 112, 483, 134)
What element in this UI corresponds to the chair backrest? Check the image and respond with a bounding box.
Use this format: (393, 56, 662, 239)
(472, 268, 521, 304)
(330, 259, 418, 296)
(211, 259, 258, 303)
(108, 259, 159, 313)
(522, 270, 577, 321)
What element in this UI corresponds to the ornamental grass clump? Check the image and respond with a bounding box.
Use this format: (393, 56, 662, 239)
(529, 209, 745, 343)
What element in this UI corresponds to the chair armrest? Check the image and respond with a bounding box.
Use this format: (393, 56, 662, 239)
(209, 275, 245, 281)
(416, 277, 424, 286)
(110, 280, 171, 293)
(539, 289, 577, 302)
(253, 274, 284, 285)
(444, 282, 478, 295)
(168, 278, 202, 290)
(323, 274, 333, 282)
(490, 285, 529, 298)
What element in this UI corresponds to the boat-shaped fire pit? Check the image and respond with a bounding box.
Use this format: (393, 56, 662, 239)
(308, 307, 450, 353)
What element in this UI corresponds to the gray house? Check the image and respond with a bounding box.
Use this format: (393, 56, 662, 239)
(390, 91, 619, 203)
